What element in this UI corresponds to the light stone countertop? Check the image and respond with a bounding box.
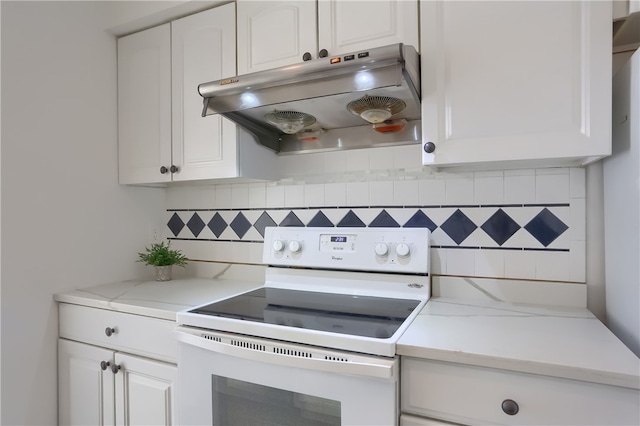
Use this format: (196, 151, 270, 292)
(55, 266, 640, 391)
(397, 297, 640, 390)
(53, 264, 265, 321)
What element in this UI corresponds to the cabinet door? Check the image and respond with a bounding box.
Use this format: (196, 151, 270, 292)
(237, 0, 317, 74)
(420, 1, 612, 168)
(118, 24, 172, 184)
(171, 4, 239, 181)
(318, 0, 419, 56)
(58, 339, 115, 426)
(114, 353, 178, 426)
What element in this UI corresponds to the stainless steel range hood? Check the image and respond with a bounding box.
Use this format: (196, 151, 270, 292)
(198, 43, 421, 154)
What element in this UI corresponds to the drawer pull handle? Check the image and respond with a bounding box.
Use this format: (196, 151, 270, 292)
(111, 364, 121, 374)
(100, 361, 110, 371)
(105, 327, 116, 337)
(502, 399, 519, 416)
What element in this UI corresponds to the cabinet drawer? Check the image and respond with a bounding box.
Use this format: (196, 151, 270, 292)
(59, 303, 177, 363)
(401, 358, 639, 425)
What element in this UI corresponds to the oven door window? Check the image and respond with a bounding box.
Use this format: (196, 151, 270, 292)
(212, 376, 340, 426)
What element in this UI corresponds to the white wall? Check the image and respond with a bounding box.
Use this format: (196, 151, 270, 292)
(0, 2, 166, 424)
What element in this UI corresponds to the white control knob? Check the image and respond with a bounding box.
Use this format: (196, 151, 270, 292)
(272, 240, 284, 252)
(375, 242, 389, 257)
(395, 243, 411, 258)
(288, 240, 302, 253)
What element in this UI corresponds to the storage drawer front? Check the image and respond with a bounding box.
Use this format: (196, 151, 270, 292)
(59, 303, 177, 362)
(401, 358, 640, 425)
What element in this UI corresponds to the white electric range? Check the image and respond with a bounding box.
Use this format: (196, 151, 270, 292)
(176, 226, 430, 426)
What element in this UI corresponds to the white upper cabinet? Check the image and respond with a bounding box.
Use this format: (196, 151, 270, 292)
(118, 3, 277, 185)
(171, 4, 238, 182)
(237, 1, 317, 74)
(237, 0, 419, 75)
(420, 1, 612, 169)
(118, 24, 172, 184)
(317, 0, 419, 56)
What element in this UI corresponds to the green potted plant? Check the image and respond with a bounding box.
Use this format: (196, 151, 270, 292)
(137, 241, 188, 281)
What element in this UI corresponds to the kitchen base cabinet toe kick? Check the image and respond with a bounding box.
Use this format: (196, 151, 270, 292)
(401, 358, 640, 426)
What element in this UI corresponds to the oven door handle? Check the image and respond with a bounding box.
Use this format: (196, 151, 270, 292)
(176, 329, 396, 380)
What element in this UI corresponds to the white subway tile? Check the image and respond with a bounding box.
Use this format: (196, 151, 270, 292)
(393, 144, 422, 169)
(570, 240, 586, 282)
(445, 175, 474, 205)
(284, 185, 304, 208)
(304, 184, 325, 207)
(504, 250, 536, 279)
(370, 147, 395, 170)
(445, 249, 475, 276)
(215, 185, 232, 209)
(324, 151, 347, 174)
(370, 181, 394, 205)
(231, 184, 249, 209)
(166, 187, 190, 210)
(248, 183, 266, 208)
(535, 250, 571, 281)
(266, 185, 285, 208)
(504, 174, 535, 204)
(325, 182, 347, 206)
(346, 150, 371, 172)
(570, 167, 586, 199)
(536, 173, 570, 203)
(198, 186, 216, 208)
(569, 198, 586, 241)
(278, 153, 320, 177)
(394, 180, 420, 206)
(475, 250, 505, 278)
(419, 177, 446, 205)
(474, 175, 504, 205)
(346, 182, 370, 206)
(430, 248, 446, 275)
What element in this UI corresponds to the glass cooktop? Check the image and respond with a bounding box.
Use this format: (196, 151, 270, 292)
(189, 288, 421, 339)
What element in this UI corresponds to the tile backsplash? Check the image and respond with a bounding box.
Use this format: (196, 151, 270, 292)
(166, 154, 586, 283)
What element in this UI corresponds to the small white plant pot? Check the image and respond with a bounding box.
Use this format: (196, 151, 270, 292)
(154, 265, 172, 282)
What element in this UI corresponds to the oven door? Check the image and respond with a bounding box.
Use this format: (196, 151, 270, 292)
(176, 326, 399, 426)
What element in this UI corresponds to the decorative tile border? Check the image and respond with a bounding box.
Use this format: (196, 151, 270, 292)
(166, 203, 571, 251)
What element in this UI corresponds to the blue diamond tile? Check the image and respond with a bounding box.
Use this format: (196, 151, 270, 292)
(337, 210, 366, 227)
(481, 209, 521, 246)
(404, 210, 437, 232)
(254, 212, 277, 237)
(167, 213, 185, 237)
(207, 213, 227, 238)
(369, 210, 400, 228)
(187, 213, 206, 238)
(440, 209, 478, 245)
(308, 211, 334, 227)
(524, 208, 568, 247)
(230, 212, 252, 239)
(279, 211, 305, 227)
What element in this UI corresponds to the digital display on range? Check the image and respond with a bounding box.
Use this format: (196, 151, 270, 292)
(320, 234, 356, 253)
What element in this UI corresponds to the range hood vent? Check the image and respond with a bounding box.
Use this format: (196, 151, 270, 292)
(198, 43, 421, 154)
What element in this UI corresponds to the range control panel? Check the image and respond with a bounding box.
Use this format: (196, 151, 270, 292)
(263, 227, 429, 274)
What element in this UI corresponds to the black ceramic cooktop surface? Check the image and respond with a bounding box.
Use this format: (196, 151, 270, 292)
(189, 287, 421, 339)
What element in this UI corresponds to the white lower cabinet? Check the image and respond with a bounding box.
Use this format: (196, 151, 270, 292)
(401, 358, 640, 426)
(58, 304, 178, 425)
